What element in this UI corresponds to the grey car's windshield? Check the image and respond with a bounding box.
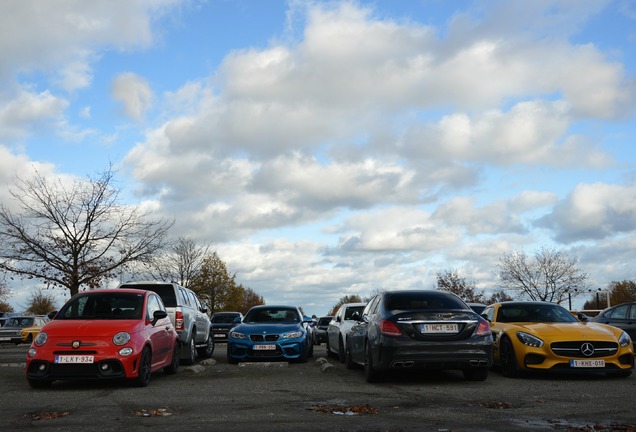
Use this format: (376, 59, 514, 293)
(57, 293, 145, 320)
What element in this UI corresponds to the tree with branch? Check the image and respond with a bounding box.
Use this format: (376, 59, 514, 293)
(0, 166, 173, 298)
(497, 247, 588, 303)
(140, 236, 211, 287)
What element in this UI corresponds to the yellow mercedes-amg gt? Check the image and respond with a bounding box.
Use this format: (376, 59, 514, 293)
(482, 301, 633, 377)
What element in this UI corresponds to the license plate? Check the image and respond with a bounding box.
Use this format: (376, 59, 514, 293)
(570, 359, 605, 368)
(421, 323, 459, 333)
(253, 344, 276, 351)
(0, 337, 10, 341)
(214, 334, 225, 338)
(54, 355, 95, 364)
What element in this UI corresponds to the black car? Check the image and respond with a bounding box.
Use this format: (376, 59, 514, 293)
(592, 302, 636, 342)
(314, 316, 333, 345)
(211, 311, 243, 342)
(347, 290, 493, 382)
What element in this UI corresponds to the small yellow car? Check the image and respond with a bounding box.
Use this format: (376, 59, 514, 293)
(20, 316, 49, 344)
(482, 301, 633, 377)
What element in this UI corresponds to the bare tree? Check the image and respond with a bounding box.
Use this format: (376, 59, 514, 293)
(0, 166, 173, 298)
(436, 269, 485, 303)
(327, 295, 363, 316)
(25, 288, 57, 315)
(497, 247, 588, 303)
(0, 279, 13, 313)
(140, 237, 211, 287)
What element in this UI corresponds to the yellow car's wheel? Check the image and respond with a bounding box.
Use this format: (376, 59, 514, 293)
(500, 337, 520, 378)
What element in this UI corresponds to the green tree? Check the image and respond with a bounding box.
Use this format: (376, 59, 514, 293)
(25, 288, 57, 315)
(327, 295, 363, 316)
(190, 252, 237, 313)
(497, 246, 588, 303)
(0, 166, 173, 297)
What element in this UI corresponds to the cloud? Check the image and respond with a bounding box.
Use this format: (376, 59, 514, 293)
(0, 89, 68, 141)
(537, 182, 636, 242)
(111, 72, 154, 121)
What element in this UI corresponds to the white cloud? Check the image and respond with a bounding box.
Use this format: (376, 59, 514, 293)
(111, 72, 154, 121)
(538, 182, 636, 242)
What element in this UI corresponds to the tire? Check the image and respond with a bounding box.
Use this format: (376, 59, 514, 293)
(463, 367, 488, 381)
(500, 337, 520, 378)
(25, 334, 33, 344)
(326, 337, 335, 358)
(364, 342, 379, 383)
(308, 338, 314, 358)
(226, 344, 239, 365)
(345, 341, 356, 370)
(197, 333, 214, 359)
(164, 341, 180, 375)
(338, 337, 346, 363)
(181, 334, 197, 365)
(297, 340, 308, 363)
(134, 347, 152, 387)
(28, 379, 52, 389)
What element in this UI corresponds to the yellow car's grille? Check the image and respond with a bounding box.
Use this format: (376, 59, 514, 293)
(551, 341, 618, 358)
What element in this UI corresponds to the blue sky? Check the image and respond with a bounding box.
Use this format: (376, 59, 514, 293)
(1, 0, 635, 316)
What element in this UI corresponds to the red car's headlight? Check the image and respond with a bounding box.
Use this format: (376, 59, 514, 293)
(34, 332, 47, 346)
(113, 332, 131, 346)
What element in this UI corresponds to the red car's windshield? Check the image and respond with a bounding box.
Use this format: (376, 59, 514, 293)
(57, 293, 145, 320)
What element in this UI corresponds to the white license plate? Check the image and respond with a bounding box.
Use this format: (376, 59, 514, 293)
(213, 334, 225, 338)
(0, 337, 10, 341)
(54, 355, 95, 364)
(421, 323, 459, 333)
(570, 359, 605, 368)
(253, 344, 276, 351)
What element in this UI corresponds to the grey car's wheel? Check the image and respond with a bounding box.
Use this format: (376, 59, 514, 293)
(500, 337, 519, 378)
(338, 337, 346, 363)
(345, 341, 356, 370)
(164, 341, 180, 375)
(181, 334, 197, 365)
(364, 342, 378, 383)
(134, 347, 152, 387)
(197, 333, 214, 358)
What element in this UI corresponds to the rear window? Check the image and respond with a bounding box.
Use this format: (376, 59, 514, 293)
(318, 317, 332, 325)
(386, 292, 467, 311)
(120, 284, 177, 307)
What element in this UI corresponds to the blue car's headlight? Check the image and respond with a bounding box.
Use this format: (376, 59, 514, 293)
(516, 331, 544, 348)
(282, 331, 303, 339)
(230, 331, 246, 340)
(619, 331, 631, 348)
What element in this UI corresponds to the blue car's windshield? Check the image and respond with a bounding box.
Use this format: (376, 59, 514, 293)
(57, 293, 145, 320)
(245, 308, 299, 323)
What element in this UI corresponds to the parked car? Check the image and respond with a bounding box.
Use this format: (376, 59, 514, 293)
(26, 288, 180, 388)
(347, 290, 493, 382)
(314, 316, 333, 345)
(591, 302, 636, 342)
(211, 311, 243, 342)
(21, 316, 51, 344)
(0, 316, 49, 345)
(483, 301, 633, 378)
(118, 281, 213, 364)
(467, 303, 488, 315)
(227, 305, 313, 364)
(326, 302, 366, 362)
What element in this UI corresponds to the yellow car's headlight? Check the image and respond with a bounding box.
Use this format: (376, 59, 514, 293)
(516, 331, 544, 348)
(618, 331, 631, 348)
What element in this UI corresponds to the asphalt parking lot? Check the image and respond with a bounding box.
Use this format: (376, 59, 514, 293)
(1, 342, 635, 432)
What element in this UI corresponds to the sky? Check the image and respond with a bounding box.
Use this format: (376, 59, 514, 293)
(1, 0, 635, 317)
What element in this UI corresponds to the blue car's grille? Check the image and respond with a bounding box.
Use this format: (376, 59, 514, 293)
(250, 334, 279, 342)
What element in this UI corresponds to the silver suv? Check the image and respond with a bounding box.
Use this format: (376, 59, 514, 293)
(118, 281, 213, 364)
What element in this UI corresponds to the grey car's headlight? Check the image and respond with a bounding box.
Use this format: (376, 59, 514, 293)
(619, 331, 631, 348)
(34, 332, 48, 346)
(230, 331, 246, 340)
(113, 332, 131, 346)
(282, 331, 303, 339)
(516, 331, 544, 348)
